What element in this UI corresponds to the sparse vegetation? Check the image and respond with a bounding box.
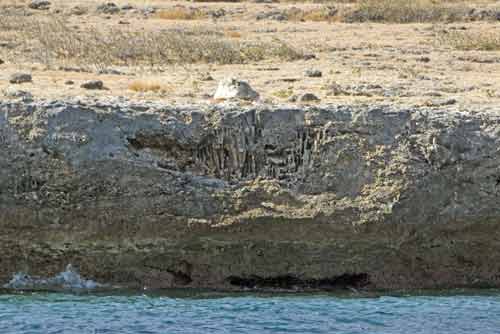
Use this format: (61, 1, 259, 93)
(1, 15, 305, 70)
(438, 30, 500, 51)
(224, 30, 242, 39)
(1, 0, 499, 107)
(348, 0, 468, 23)
(156, 7, 206, 20)
(286, 6, 339, 22)
(272, 88, 294, 99)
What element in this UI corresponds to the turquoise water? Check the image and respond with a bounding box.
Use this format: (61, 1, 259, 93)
(1, 291, 500, 334)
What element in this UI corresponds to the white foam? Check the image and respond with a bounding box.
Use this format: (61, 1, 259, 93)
(3, 264, 104, 290)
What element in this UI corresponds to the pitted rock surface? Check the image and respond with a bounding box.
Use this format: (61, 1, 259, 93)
(1, 100, 500, 291)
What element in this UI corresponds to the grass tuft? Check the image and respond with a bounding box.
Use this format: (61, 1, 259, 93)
(224, 30, 242, 39)
(128, 80, 171, 93)
(156, 7, 206, 20)
(272, 88, 294, 99)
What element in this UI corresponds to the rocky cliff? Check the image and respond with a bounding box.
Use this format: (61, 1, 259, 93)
(1, 99, 500, 291)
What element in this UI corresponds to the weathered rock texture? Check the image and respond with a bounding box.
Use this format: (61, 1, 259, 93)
(214, 78, 259, 101)
(1, 100, 500, 291)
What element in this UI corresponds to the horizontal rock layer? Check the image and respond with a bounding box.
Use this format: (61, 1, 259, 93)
(1, 100, 500, 291)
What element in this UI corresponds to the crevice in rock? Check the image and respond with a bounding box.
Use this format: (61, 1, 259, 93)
(126, 124, 325, 184)
(226, 273, 370, 290)
(143, 260, 193, 286)
(166, 269, 193, 286)
(127, 137, 144, 149)
(167, 260, 193, 286)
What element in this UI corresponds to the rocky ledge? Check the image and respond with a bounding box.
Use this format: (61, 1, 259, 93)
(1, 99, 500, 291)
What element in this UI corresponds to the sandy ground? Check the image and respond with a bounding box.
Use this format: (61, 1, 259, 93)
(1, 0, 500, 109)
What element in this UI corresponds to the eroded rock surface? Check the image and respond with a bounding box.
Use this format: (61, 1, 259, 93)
(1, 100, 500, 291)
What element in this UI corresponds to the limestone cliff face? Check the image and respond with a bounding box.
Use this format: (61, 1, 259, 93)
(1, 100, 500, 291)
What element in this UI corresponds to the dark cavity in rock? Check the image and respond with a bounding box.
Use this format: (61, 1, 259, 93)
(226, 273, 370, 290)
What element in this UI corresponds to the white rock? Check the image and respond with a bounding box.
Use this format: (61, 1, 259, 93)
(3, 86, 33, 100)
(214, 77, 259, 101)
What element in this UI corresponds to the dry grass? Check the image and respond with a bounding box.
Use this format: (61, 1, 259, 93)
(439, 30, 500, 51)
(272, 88, 294, 99)
(241, 38, 305, 61)
(128, 80, 171, 93)
(151, 1, 499, 24)
(348, 0, 469, 23)
(156, 7, 206, 20)
(192, 0, 240, 2)
(1, 14, 305, 70)
(286, 6, 340, 22)
(224, 30, 242, 38)
(1, 1, 500, 107)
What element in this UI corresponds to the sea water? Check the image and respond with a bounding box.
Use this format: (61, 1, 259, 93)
(1, 290, 500, 334)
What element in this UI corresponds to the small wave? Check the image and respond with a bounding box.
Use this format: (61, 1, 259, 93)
(3, 264, 104, 291)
